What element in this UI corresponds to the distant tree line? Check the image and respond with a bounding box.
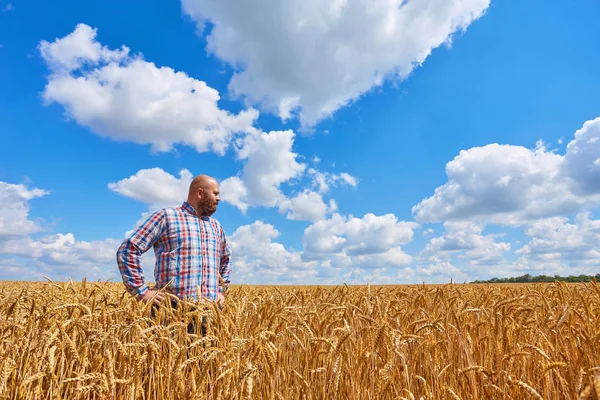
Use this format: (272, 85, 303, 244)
(471, 273, 600, 284)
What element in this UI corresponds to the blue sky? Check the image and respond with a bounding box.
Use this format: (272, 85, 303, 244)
(1, 0, 600, 284)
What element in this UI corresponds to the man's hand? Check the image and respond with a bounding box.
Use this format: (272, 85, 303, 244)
(137, 288, 175, 305)
(216, 291, 225, 307)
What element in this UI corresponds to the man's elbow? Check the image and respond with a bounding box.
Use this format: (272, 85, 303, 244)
(115, 241, 126, 261)
(115, 239, 135, 266)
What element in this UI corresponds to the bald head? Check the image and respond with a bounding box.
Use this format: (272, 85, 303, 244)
(187, 175, 221, 216)
(188, 175, 217, 196)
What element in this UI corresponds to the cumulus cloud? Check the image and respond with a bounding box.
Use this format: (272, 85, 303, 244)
(108, 168, 201, 237)
(413, 117, 600, 225)
(515, 212, 600, 265)
(0, 182, 49, 238)
(302, 213, 417, 267)
(420, 221, 511, 266)
(110, 164, 335, 223)
(38, 24, 360, 223)
(108, 168, 192, 208)
(278, 190, 336, 221)
(230, 217, 417, 284)
(0, 234, 120, 268)
(229, 221, 318, 284)
(218, 129, 352, 221)
(228, 129, 306, 207)
(327, 247, 414, 271)
(219, 176, 248, 213)
(106, 128, 310, 216)
(224, 213, 420, 284)
(0, 180, 120, 281)
(377, 221, 513, 284)
(409, 212, 600, 282)
(563, 117, 600, 195)
(507, 213, 600, 278)
(103, 129, 327, 221)
(414, 262, 468, 281)
(182, 0, 490, 126)
(39, 23, 258, 155)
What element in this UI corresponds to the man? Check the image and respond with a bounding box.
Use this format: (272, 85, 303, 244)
(116, 174, 232, 315)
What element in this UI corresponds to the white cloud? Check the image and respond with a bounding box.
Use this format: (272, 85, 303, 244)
(230, 221, 319, 283)
(413, 117, 600, 225)
(108, 168, 192, 208)
(302, 213, 417, 265)
(0, 259, 46, 281)
(307, 168, 358, 193)
(563, 117, 600, 195)
(232, 129, 306, 207)
(0, 180, 120, 281)
(230, 218, 416, 284)
(390, 261, 468, 284)
(39, 23, 128, 72)
(106, 129, 326, 221)
(409, 212, 600, 282)
(395, 267, 416, 282)
(278, 190, 331, 221)
(339, 173, 358, 188)
(109, 163, 332, 223)
(415, 262, 468, 281)
(38, 24, 359, 223)
(420, 221, 511, 266)
(1, 234, 119, 268)
(406, 221, 512, 283)
(337, 247, 414, 270)
(219, 176, 249, 213)
(108, 168, 207, 237)
(413, 143, 566, 224)
(219, 129, 351, 221)
(39, 23, 258, 155)
(515, 212, 600, 265)
(182, 0, 490, 126)
(0, 182, 49, 238)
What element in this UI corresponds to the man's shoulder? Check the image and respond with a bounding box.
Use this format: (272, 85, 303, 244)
(161, 205, 185, 216)
(143, 206, 183, 224)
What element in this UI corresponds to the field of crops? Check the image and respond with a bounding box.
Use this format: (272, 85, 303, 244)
(1, 280, 599, 399)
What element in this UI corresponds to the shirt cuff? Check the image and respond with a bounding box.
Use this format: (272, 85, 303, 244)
(130, 284, 149, 298)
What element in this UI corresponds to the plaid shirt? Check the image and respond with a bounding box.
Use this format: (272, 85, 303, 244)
(116, 202, 232, 301)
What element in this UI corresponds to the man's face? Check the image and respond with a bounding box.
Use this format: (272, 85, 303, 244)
(197, 180, 220, 216)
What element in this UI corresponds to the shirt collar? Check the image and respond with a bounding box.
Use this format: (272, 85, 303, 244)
(182, 201, 210, 220)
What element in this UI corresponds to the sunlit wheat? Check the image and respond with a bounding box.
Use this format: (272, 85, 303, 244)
(0, 279, 599, 399)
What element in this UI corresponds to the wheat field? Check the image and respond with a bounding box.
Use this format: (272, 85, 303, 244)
(1, 280, 599, 399)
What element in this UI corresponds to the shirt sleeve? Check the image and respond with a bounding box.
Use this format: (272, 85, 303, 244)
(219, 226, 232, 292)
(116, 209, 166, 297)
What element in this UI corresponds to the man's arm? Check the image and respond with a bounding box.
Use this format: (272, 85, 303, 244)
(116, 210, 166, 298)
(219, 226, 232, 293)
